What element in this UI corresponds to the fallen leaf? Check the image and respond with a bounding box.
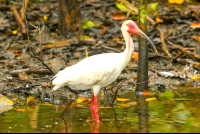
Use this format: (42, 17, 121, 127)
(190, 22, 200, 29)
(0, 94, 14, 106)
(113, 38, 121, 41)
(76, 97, 91, 103)
(116, 103, 130, 107)
(133, 76, 137, 79)
(143, 90, 151, 95)
(26, 95, 35, 105)
(192, 36, 200, 42)
(83, 20, 94, 29)
(18, 72, 29, 79)
(12, 98, 18, 102)
(80, 35, 90, 40)
(191, 76, 198, 79)
(146, 98, 157, 101)
(168, 0, 184, 4)
(116, 2, 129, 12)
(116, 98, 130, 101)
(43, 15, 48, 20)
(151, 2, 159, 10)
(156, 16, 163, 23)
(85, 50, 88, 58)
(132, 52, 139, 59)
(192, 14, 198, 18)
(112, 13, 125, 20)
(13, 50, 23, 55)
(15, 109, 26, 112)
(101, 29, 107, 35)
(77, 104, 83, 107)
(82, 99, 89, 104)
(12, 30, 18, 34)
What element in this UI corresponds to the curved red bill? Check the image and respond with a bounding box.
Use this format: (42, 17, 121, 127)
(136, 29, 159, 55)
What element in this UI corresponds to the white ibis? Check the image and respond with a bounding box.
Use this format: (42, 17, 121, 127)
(51, 20, 158, 122)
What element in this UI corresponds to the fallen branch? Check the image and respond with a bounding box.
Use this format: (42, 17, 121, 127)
(156, 27, 172, 58)
(167, 39, 198, 62)
(10, 6, 26, 34)
(9, 68, 52, 76)
(20, 0, 29, 21)
(0, 5, 20, 10)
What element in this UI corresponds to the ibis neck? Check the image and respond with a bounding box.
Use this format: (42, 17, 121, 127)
(120, 31, 134, 69)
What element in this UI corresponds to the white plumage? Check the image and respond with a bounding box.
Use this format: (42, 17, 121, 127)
(52, 53, 125, 94)
(51, 20, 158, 122)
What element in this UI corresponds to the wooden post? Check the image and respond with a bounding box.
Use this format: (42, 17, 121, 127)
(58, 0, 83, 37)
(137, 95, 149, 133)
(136, 0, 148, 92)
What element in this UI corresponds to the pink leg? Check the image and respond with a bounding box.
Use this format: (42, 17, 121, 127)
(90, 93, 95, 120)
(94, 95, 100, 122)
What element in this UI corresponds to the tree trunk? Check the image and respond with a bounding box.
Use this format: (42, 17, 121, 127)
(136, 0, 148, 92)
(58, 0, 83, 37)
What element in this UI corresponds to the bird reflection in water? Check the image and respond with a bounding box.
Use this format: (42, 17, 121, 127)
(91, 121, 99, 133)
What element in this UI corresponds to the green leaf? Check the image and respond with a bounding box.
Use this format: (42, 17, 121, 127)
(80, 35, 90, 40)
(173, 98, 193, 101)
(82, 25, 88, 29)
(82, 20, 94, 29)
(116, 2, 129, 12)
(151, 2, 159, 11)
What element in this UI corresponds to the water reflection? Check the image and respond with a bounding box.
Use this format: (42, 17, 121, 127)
(136, 94, 149, 133)
(2, 87, 200, 133)
(91, 121, 99, 133)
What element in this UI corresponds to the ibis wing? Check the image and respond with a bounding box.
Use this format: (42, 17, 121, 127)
(52, 53, 121, 89)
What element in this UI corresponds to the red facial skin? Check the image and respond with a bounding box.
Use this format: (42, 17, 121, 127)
(126, 22, 145, 38)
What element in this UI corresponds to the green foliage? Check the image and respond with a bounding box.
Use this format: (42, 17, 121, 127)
(116, 2, 130, 12)
(151, 2, 159, 10)
(80, 35, 90, 40)
(173, 98, 193, 101)
(82, 20, 94, 29)
(139, 5, 146, 23)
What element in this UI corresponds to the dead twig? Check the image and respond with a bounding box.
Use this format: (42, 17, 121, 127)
(125, 0, 135, 20)
(167, 39, 198, 62)
(0, 5, 20, 10)
(23, 0, 55, 75)
(20, 0, 29, 21)
(59, 54, 69, 66)
(171, 51, 186, 62)
(10, 6, 26, 34)
(110, 74, 134, 105)
(156, 27, 172, 58)
(29, 53, 55, 75)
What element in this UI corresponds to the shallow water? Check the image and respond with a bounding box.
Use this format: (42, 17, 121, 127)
(1, 85, 200, 133)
